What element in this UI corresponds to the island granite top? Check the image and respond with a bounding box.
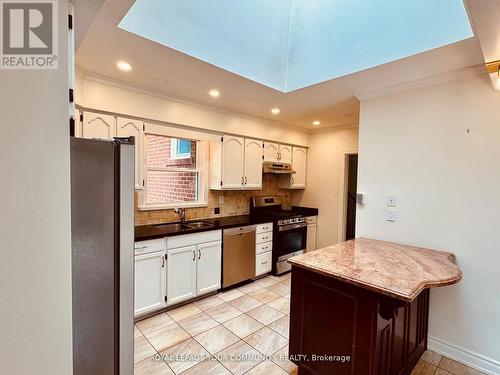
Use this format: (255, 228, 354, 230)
(287, 237, 462, 302)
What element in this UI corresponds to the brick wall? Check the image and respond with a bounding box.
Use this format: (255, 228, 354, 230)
(145, 134, 197, 204)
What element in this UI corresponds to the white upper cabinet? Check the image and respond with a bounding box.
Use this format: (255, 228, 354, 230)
(279, 145, 292, 164)
(117, 117, 143, 190)
(263, 142, 279, 163)
(196, 240, 222, 296)
(291, 147, 307, 188)
(244, 139, 263, 189)
(210, 135, 263, 190)
(221, 135, 245, 189)
(82, 111, 115, 140)
(279, 146, 307, 189)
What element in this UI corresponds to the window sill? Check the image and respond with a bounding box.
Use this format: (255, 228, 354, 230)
(138, 202, 208, 211)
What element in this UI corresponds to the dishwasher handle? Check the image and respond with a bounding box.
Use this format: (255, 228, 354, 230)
(223, 225, 257, 236)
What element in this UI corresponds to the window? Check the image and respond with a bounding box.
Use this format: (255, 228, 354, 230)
(170, 139, 192, 160)
(143, 134, 206, 207)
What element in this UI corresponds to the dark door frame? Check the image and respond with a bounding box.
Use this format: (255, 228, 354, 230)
(338, 151, 358, 242)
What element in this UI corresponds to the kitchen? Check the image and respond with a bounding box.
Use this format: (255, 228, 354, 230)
(1, 1, 500, 375)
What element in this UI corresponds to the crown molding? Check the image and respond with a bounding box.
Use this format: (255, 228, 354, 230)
(355, 64, 486, 101)
(77, 69, 310, 135)
(309, 122, 359, 134)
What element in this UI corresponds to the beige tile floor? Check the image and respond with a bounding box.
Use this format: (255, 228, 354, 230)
(134, 273, 486, 375)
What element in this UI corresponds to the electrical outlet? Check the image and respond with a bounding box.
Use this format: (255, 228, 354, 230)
(387, 195, 397, 207)
(386, 208, 396, 222)
(219, 195, 224, 204)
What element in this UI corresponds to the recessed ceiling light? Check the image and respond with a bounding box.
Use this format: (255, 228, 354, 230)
(271, 108, 280, 115)
(209, 89, 220, 98)
(313, 120, 321, 126)
(116, 61, 132, 72)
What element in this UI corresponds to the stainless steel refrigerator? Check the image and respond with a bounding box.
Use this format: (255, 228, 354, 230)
(71, 137, 134, 375)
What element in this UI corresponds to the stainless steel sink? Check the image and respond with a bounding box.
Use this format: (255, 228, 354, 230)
(154, 221, 215, 231)
(182, 221, 215, 229)
(154, 223, 183, 231)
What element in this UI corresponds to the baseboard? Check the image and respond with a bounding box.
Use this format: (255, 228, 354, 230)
(428, 336, 500, 375)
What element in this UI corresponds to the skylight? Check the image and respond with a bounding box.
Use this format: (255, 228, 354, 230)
(119, 0, 473, 92)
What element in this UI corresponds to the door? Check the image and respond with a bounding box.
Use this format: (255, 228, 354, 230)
(244, 139, 263, 189)
(221, 135, 244, 189)
(196, 241, 222, 296)
(263, 142, 279, 163)
(82, 111, 115, 139)
(291, 147, 307, 188)
(134, 251, 166, 317)
(279, 145, 292, 164)
(166, 245, 197, 306)
(306, 222, 317, 253)
(117, 117, 143, 189)
(345, 154, 358, 240)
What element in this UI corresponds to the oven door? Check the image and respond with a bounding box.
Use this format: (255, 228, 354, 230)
(274, 223, 307, 263)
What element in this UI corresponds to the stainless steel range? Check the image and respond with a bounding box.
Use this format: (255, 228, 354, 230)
(250, 196, 307, 275)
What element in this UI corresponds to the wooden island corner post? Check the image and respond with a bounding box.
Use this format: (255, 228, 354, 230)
(287, 238, 462, 375)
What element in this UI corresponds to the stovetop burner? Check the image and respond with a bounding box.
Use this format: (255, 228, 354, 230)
(249, 196, 305, 226)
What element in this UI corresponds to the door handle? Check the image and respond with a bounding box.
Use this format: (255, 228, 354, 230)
(291, 177, 295, 185)
(162, 256, 165, 268)
(192, 250, 196, 261)
(198, 249, 201, 259)
(244, 176, 247, 185)
(241, 177, 244, 186)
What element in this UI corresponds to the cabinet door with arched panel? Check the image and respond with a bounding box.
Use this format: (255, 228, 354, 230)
(117, 117, 143, 189)
(82, 111, 116, 140)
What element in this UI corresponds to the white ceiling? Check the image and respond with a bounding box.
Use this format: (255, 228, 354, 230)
(75, 0, 486, 130)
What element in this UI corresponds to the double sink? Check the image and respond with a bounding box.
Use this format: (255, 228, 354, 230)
(154, 221, 215, 231)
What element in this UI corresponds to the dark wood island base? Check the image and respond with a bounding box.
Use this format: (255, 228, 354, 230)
(289, 266, 430, 375)
(287, 238, 462, 375)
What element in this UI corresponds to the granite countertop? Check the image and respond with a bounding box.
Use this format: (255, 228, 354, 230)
(288, 237, 462, 302)
(135, 206, 319, 241)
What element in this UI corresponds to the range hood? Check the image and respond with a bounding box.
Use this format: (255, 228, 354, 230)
(263, 161, 296, 174)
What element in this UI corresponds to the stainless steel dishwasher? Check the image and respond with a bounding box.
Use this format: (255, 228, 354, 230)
(222, 225, 256, 287)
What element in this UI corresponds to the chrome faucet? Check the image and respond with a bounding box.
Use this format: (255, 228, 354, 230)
(174, 208, 186, 223)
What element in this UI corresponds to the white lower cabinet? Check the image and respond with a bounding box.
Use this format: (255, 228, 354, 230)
(196, 241, 222, 295)
(256, 251, 272, 276)
(166, 245, 198, 306)
(255, 223, 273, 276)
(306, 216, 318, 253)
(166, 230, 222, 306)
(134, 251, 166, 317)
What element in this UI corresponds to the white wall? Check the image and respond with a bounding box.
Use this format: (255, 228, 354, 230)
(294, 127, 359, 248)
(76, 73, 310, 147)
(357, 73, 500, 373)
(0, 1, 73, 374)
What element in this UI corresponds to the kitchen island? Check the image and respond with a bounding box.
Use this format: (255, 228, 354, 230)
(287, 238, 462, 375)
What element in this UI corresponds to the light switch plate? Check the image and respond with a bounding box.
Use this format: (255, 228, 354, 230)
(387, 195, 397, 207)
(386, 208, 396, 222)
(356, 193, 364, 205)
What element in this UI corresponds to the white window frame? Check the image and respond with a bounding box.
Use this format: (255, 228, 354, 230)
(139, 133, 209, 210)
(170, 138, 192, 160)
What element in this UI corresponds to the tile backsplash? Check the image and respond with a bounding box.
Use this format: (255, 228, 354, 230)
(135, 174, 293, 226)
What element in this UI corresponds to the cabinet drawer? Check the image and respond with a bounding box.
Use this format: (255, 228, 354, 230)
(256, 232, 273, 244)
(167, 230, 222, 249)
(255, 251, 272, 276)
(256, 241, 272, 255)
(134, 238, 166, 255)
(256, 222, 273, 234)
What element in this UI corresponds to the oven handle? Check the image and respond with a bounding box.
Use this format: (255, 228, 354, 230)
(278, 222, 307, 231)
